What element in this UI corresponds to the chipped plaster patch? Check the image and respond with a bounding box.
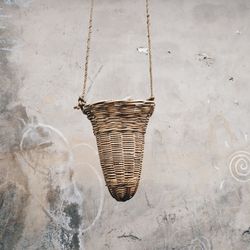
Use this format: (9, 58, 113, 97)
(197, 53, 215, 66)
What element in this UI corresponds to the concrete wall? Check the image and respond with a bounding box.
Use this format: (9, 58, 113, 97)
(1, 0, 250, 249)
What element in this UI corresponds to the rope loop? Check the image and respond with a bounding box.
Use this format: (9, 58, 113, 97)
(75, 0, 154, 110)
(74, 96, 86, 110)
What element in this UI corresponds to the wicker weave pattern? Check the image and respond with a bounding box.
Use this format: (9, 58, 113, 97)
(83, 100, 154, 201)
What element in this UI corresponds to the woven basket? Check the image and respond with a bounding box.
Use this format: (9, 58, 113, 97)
(83, 99, 154, 201)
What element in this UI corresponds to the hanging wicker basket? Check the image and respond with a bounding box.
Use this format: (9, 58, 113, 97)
(83, 99, 154, 201)
(75, 0, 155, 202)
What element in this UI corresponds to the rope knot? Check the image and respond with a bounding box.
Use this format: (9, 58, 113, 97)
(74, 96, 86, 110)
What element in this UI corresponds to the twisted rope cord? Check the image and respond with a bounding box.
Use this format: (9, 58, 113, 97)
(75, 0, 154, 110)
(145, 0, 154, 100)
(75, 0, 94, 110)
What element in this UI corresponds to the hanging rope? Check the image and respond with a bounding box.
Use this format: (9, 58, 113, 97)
(74, 0, 94, 110)
(75, 0, 154, 110)
(145, 0, 154, 101)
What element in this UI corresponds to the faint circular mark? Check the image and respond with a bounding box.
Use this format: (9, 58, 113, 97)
(72, 143, 104, 233)
(189, 236, 211, 250)
(20, 123, 73, 175)
(229, 151, 250, 182)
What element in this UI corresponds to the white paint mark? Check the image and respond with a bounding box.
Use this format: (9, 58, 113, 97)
(137, 47, 148, 55)
(224, 140, 230, 148)
(122, 96, 132, 101)
(220, 180, 225, 190)
(245, 133, 248, 142)
(236, 30, 241, 35)
(234, 100, 239, 106)
(229, 151, 250, 182)
(213, 164, 220, 170)
(0, 48, 13, 51)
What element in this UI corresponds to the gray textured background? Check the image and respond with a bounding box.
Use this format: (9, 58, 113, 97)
(1, 0, 250, 249)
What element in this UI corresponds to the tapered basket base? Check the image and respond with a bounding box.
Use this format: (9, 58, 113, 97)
(83, 99, 155, 202)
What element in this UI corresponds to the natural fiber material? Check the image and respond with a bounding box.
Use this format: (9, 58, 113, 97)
(75, 1, 156, 201)
(83, 99, 155, 201)
(75, 0, 154, 111)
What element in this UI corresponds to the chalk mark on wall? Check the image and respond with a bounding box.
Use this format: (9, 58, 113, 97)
(73, 143, 105, 234)
(20, 122, 73, 176)
(189, 236, 212, 250)
(228, 150, 250, 182)
(18, 120, 105, 249)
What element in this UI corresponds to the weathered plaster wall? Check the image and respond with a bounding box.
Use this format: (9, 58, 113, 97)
(1, 0, 250, 249)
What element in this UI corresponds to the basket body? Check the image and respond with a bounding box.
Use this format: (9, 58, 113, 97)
(83, 100, 154, 201)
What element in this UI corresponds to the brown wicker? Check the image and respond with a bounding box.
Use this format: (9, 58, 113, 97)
(83, 99, 155, 201)
(75, 0, 155, 202)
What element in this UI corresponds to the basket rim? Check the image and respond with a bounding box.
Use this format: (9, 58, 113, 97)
(84, 99, 155, 108)
(82, 98, 155, 122)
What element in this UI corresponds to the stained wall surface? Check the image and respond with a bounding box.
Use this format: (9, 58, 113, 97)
(1, 0, 250, 249)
